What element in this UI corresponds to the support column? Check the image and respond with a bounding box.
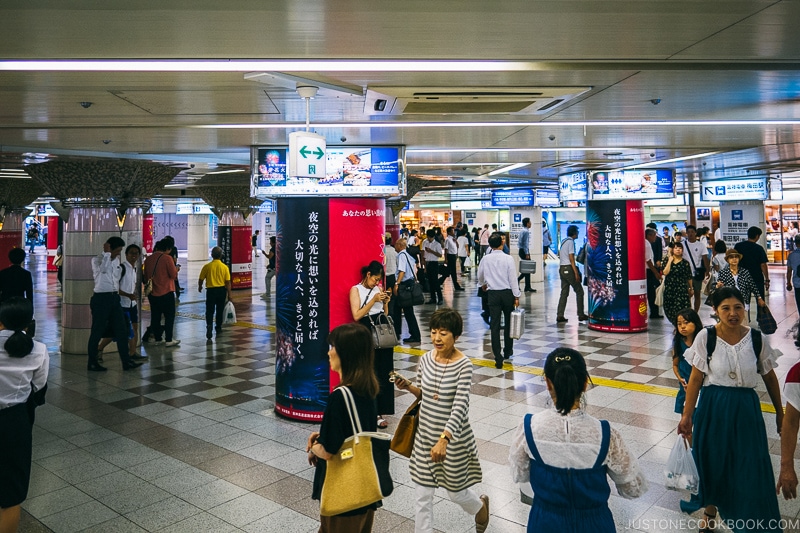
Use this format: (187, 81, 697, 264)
(61, 204, 144, 354)
(274, 198, 385, 421)
(217, 211, 252, 289)
(187, 214, 211, 262)
(0, 210, 28, 269)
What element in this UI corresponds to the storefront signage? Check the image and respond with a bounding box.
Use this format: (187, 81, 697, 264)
(491, 189, 533, 207)
(700, 178, 767, 201)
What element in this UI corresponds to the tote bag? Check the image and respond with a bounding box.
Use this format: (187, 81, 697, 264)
(320, 387, 393, 516)
(654, 279, 666, 306)
(390, 399, 420, 458)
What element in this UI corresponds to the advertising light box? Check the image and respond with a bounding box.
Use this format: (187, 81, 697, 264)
(491, 189, 533, 207)
(589, 169, 674, 200)
(559, 172, 589, 203)
(535, 189, 560, 207)
(699, 178, 767, 201)
(251, 146, 404, 198)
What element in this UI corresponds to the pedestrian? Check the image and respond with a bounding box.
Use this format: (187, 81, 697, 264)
(349, 260, 393, 428)
(383, 234, 398, 318)
(542, 220, 552, 267)
(645, 228, 663, 319)
(393, 308, 490, 533)
(0, 297, 48, 533)
(508, 348, 647, 532)
(456, 228, 470, 275)
(734, 226, 770, 308)
(54, 242, 63, 287)
(672, 309, 702, 415)
(786, 235, 800, 345)
(437, 227, 464, 292)
(684, 225, 710, 312)
(778, 360, 800, 501)
(0, 248, 34, 309)
(517, 217, 535, 293)
(478, 232, 520, 368)
(678, 287, 783, 531)
(26, 225, 38, 254)
(714, 248, 764, 324)
(556, 225, 588, 324)
(422, 229, 443, 304)
(163, 235, 182, 300)
(143, 239, 180, 347)
(661, 242, 693, 327)
(198, 246, 232, 340)
(391, 238, 422, 343)
(252, 229, 260, 258)
(478, 224, 490, 263)
(307, 323, 382, 533)
(261, 236, 277, 297)
(87, 236, 142, 371)
(97, 244, 145, 362)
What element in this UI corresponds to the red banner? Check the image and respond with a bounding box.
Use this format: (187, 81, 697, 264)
(0, 232, 21, 270)
(625, 201, 647, 332)
(142, 214, 154, 254)
(230, 225, 253, 289)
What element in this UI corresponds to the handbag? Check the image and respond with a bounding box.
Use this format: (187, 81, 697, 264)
(464, 255, 473, 268)
(143, 254, 163, 297)
(320, 386, 393, 516)
(756, 304, 777, 335)
(223, 300, 237, 325)
(390, 398, 420, 457)
(654, 279, 666, 306)
(367, 313, 399, 349)
(53, 254, 63, 267)
(396, 280, 424, 307)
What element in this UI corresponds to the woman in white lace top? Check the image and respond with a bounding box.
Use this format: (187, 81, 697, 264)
(508, 348, 647, 532)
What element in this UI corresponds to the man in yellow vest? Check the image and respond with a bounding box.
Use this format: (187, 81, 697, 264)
(198, 246, 232, 340)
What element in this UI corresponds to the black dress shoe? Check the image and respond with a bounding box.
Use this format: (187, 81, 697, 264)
(578, 314, 589, 321)
(556, 317, 568, 323)
(87, 363, 108, 372)
(524, 288, 537, 293)
(123, 361, 143, 371)
(130, 355, 148, 362)
(403, 337, 421, 343)
(481, 312, 491, 325)
(455, 287, 465, 291)
(494, 361, 504, 369)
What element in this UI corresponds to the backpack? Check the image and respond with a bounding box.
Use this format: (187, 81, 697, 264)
(704, 325, 761, 364)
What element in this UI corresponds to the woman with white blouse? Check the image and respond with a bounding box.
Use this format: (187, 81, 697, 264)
(677, 287, 783, 532)
(508, 348, 647, 532)
(0, 297, 49, 533)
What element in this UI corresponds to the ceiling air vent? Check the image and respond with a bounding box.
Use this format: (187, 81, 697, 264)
(364, 86, 591, 115)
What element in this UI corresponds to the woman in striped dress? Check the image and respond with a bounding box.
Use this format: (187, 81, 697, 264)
(394, 308, 489, 533)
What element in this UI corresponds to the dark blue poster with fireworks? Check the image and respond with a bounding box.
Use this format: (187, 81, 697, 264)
(274, 198, 331, 421)
(585, 200, 647, 332)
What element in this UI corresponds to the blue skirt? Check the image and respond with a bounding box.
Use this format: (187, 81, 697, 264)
(674, 358, 692, 414)
(689, 386, 780, 532)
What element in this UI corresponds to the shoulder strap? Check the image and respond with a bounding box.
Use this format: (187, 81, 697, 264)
(522, 413, 544, 463)
(705, 325, 717, 364)
(336, 386, 363, 443)
(593, 420, 611, 468)
(120, 263, 126, 280)
(750, 328, 762, 360)
(360, 286, 374, 309)
(684, 242, 697, 267)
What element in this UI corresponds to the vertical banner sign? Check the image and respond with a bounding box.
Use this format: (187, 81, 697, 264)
(230, 226, 253, 288)
(586, 200, 647, 332)
(275, 198, 331, 421)
(0, 232, 22, 270)
(46, 216, 61, 272)
(142, 214, 155, 254)
(218, 225, 232, 274)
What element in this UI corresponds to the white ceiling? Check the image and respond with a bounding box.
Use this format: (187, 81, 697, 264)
(2, 0, 800, 198)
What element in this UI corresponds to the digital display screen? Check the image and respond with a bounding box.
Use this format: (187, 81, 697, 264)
(491, 189, 533, 207)
(589, 169, 674, 200)
(251, 146, 404, 198)
(535, 189, 560, 207)
(559, 171, 589, 203)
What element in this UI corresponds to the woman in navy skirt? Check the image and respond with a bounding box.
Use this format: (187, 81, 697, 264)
(678, 287, 783, 532)
(0, 297, 48, 533)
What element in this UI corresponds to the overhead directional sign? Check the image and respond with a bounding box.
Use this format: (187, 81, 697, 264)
(699, 178, 767, 201)
(288, 131, 326, 178)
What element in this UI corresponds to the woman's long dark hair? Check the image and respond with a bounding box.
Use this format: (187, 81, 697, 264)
(360, 260, 384, 280)
(543, 348, 589, 416)
(0, 296, 34, 358)
(328, 323, 379, 398)
(673, 308, 703, 361)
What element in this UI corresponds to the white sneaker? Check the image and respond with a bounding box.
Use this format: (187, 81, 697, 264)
(165, 340, 181, 347)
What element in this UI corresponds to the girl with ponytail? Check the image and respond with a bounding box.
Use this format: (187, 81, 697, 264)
(508, 348, 647, 532)
(0, 297, 49, 533)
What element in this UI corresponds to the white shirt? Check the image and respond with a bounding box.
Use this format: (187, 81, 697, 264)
(91, 252, 123, 293)
(645, 239, 654, 267)
(683, 240, 706, 274)
(684, 327, 778, 389)
(119, 259, 139, 308)
(559, 238, 575, 266)
(354, 283, 384, 316)
(444, 235, 458, 255)
(383, 245, 398, 278)
(508, 408, 648, 500)
(0, 331, 49, 409)
(408, 235, 418, 247)
(477, 249, 521, 297)
(422, 239, 443, 262)
(457, 236, 469, 257)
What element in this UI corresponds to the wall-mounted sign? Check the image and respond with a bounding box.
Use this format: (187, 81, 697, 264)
(534, 189, 560, 207)
(149, 198, 164, 214)
(176, 203, 194, 215)
(559, 172, 589, 203)
(700, 178, 767, 201)
(770, 178, 783, 201)
(288, 131, 326, 179)
(589, 169, 675, 200)
(451, 201, 483, 210)
(193, 204, 213, 215)
(491, 189, 533, 207)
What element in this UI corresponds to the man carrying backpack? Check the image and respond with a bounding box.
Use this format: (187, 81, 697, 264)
(786, 235, 800, 346)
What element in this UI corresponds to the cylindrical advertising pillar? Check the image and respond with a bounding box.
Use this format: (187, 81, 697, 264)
(586, 200, 647, 332)
(274, 197, 386, 421)
(217, 211, 252, 289)
(0, 210, 26, 270)
(45, 216, 62, 272)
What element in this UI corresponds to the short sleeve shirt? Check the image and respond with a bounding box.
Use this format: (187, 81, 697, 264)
(784, 362, 800, 411)
(559, 238, 575, 265)
(788, 250, 800, 287)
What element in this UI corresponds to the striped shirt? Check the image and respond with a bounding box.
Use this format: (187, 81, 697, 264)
(409, 351, 482, 491)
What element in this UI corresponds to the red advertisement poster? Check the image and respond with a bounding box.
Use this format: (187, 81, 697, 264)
(230, 225, 253, 289)
(0, 232, 22, 270)
(625, 201, 647, 331)
(142, 214, 154, 254)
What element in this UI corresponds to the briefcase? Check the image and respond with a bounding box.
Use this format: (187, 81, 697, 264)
(509, 308, 526, 340)
(519, 260, 536, 274)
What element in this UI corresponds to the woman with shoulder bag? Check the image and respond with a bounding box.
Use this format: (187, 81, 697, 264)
(350, 260, 394, 428)
(715, 249, 764, 324)
(307, 323, 382, 533)
(662, 242, 693, 327)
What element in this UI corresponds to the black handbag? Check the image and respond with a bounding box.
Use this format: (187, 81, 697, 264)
(396, 280, 424, 307)
(757, 304, 777, 335)
(367, 313, 399, 349)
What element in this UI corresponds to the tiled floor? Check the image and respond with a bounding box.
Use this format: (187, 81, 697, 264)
(17, 250, 800, 532)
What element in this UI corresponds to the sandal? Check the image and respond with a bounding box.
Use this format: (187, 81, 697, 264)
(700, 510, 717, 532)
(377, 416, 388, 429)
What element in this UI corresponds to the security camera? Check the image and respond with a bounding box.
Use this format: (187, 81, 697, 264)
(102, 140, 111, 145)
(190, 164, 195, 168)
(650, 99, 661, 105)
(649, 153, 655, 157)
(548, 134, 556, 141)
(340, 136, 347, 142)
(80, 101, 93, 109)
(702, 162, 707, 166)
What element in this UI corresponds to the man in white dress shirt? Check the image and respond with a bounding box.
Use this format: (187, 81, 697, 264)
(556, 225, 587, 323)
(423, 229, 444, 304)
(478, 233, 521, 368)
(438, 226, 465, 292)
(87, 236, 141, 372)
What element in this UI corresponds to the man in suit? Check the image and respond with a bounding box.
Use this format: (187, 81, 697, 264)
(0, 248, 34, 309)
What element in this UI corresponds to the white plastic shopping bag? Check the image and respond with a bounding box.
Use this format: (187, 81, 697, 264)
(664, 436, 699, 494)
(223, 301, 237, 325)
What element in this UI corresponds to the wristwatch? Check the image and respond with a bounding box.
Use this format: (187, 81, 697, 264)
(440, 433, 450, 442)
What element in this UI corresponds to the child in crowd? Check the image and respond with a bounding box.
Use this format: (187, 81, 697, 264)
(673, 309, 702, 417)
